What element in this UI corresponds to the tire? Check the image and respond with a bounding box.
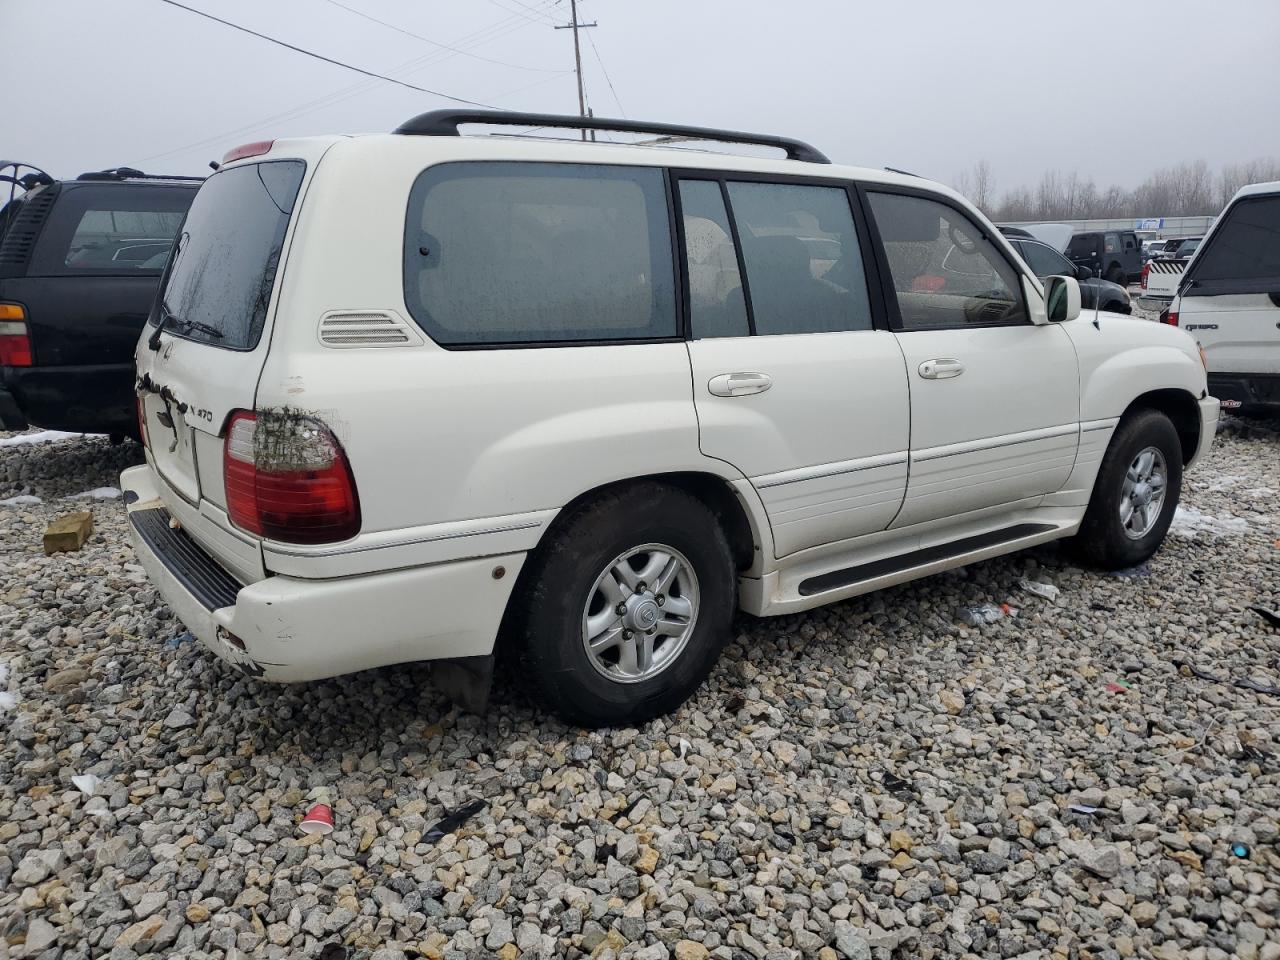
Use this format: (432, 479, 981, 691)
(1068, 409, 1183, 569)
(517, 482, 735, 727)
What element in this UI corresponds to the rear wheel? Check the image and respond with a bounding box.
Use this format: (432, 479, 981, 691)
(518, 483, 735, 727)
(1068, 409, 1183, 569)
(1105, 263, 1125, 284)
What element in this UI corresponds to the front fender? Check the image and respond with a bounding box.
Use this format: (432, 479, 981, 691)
(1065, 317, 1207, 421)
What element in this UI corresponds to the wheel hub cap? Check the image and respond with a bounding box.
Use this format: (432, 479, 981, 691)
(1119, 445, 1167, 540)
(625, 595, 661, 632)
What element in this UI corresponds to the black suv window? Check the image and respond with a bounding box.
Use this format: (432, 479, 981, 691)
(403, 162, 677, 346)
(155, 161, 305, 350)
(1067, 234, 1098, 258)
(1017, 241, 1073, 278)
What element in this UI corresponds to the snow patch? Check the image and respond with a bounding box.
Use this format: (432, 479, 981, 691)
(69, 487, 121, 500)
(1, 495, 42, 506)
(1204, 475, 1244, 493)
(0, 430, 85, 447)
(1170, 505, 1251, 538)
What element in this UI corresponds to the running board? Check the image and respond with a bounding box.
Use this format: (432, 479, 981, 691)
(797, 522, 1058, 597)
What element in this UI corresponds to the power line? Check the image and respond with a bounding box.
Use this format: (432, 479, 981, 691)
(317, 0, 567, 73)
(585, 31, 625, 118)
(154, 0, 498, 108)
(486, 0, 559, 25)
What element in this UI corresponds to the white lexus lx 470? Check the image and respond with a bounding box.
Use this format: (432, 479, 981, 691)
(123, 111, 1218, 726)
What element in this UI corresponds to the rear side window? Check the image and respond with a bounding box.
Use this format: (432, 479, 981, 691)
(156, 161, 305, 350)
(1067, 234, 1098, 258)
(403, 162, 677, 346)
(868, 192, 1027, 330)
(28, 185, 192, 276)
(1185, 195, 1280, 294)
(678, 180, 750, 338)
(725, 181, 872, 336)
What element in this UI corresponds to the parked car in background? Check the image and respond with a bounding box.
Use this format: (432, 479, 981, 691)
(1165, 181, 1280, 414)
(1066, 229, 1143, 284)
(1008, 237, 1132, 313)
(0, 164, 200, 437)
(1139, 236, 1208, 310)
(1152, 235, 1202, 260)
(121, 111, 1216, 727)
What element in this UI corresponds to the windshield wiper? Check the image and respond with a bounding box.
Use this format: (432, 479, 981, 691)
(179, 318, 224, 340)
(147, 300, 180, 351)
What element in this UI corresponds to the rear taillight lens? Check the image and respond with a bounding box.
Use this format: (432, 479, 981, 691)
(0, 303, 32, 366)
(223, 410, 360, 543)
(1162, 310, 1179, 327)
(1140, 263, 1149, 289)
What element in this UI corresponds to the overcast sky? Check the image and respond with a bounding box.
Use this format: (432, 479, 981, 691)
(5, 0, 1278, 197)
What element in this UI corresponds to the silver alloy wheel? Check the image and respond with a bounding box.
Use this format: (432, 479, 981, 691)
(1119, 445, 1168, 539)
(581, 543, 699, 684)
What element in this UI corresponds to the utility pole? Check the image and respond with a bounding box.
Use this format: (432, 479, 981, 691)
(554, 0, 596, 140)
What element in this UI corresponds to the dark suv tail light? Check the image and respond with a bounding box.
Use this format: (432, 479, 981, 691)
(223, 410, 360, 543)
(0, 303, 32, 366)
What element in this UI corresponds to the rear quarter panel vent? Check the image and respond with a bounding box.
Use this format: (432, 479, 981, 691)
(317, 310, 423, 348)
(0, 188, 58, 275)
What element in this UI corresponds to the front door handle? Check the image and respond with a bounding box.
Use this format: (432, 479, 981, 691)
(708, 372, 773, 397)
(919, 358, 965, 380)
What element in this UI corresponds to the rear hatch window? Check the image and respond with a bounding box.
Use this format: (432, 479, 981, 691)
(1184, 195, 1280, 296)
(155, 160, 305, 349)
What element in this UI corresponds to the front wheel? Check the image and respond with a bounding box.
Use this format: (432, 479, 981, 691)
(518, 483, 736, 727)
(1068, 409, 1183, 569)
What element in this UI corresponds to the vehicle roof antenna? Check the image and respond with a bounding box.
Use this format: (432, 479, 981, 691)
(1093, 260, 1102, 330)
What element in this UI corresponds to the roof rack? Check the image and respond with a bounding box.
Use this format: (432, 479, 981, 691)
(75, 167, 205, 183)
(0, 161, 54, 193)
(393, 110, 831, 164)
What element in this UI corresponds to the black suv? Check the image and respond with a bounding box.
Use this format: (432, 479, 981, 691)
(1065, 229, 1143, 285)
(0, 163, 200, 437)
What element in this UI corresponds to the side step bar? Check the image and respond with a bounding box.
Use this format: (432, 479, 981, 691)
(798, 522, 1058, 597)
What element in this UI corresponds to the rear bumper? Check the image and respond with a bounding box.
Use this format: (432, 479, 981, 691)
(1190, 395, 1220, 469)
(1209, 372, 1280, 413)
(121, 463, 525, 682)
(0, 362, 136, 434)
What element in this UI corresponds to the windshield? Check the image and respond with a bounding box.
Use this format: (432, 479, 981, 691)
(156, 160, 305, 349)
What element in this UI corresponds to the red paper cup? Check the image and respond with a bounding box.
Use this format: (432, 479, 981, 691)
(299, 802, 334, 835)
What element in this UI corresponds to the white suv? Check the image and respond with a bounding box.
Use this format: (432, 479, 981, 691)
(122, 111, 1218, 727)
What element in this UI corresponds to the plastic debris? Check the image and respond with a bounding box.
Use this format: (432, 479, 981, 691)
(1019, 579, 1060, 602)
(1231, 841, 1251, 859)
(299, 788, 334, 836)
(0, 495, 42, 507)
(0, 662, 15, 712)
(961, 603, 1010, 626)
(1234, 676, 1280, 696)
(166, 631, 195, 649)
(1104, 681, 1132, 694)
(424, 799, 486, 844)
(71, 774, 101, 796)
(881, 771, 914, 798)
(68, 486, 122, 500)
(1090, 601, 1117, 612)
(1249, 606, 1280, 630)
(1175, 661, 1280, 697)
(1112, 564, 1151, 579)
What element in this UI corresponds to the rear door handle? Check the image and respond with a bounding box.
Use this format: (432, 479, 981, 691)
(919, 358, 965, 380)
(708, 372, 773, 397)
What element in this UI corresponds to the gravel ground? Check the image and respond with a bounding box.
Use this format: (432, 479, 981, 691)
(1, 423, 1278, 960)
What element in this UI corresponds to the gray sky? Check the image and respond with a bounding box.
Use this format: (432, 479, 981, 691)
(5, 0, 1279, 196)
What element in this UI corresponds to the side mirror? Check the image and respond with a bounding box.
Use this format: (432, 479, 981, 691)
(1076, 264, 1093, 281)
(1044, 275, 1082, 323)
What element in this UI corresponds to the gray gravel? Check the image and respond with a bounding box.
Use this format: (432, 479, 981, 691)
(1, 424, 1278, 960)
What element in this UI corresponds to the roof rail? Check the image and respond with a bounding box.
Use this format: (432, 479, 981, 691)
(393, 109, 831, 164)
(75, 167, 205, 183)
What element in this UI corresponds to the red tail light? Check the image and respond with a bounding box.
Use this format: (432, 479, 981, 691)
(1161, 310, 1179, 327)
(1140, 263, 1149, 289)
(223, 410, 360, 543)
(0, 303, 32, 366)
(221, 140, 275, 164)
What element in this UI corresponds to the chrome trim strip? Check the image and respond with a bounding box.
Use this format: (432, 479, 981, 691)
(264, 520, 543, 558)
(1081, 418, 1120, 434)
(913, 424, 1078, 463)
(756, 451, 909, 489)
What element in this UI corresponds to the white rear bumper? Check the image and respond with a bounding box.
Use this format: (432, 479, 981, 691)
(121, 464, 524, 682)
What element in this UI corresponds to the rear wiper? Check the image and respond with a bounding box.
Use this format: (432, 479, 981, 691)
(179, 318, 224, 340)
(147, 300, 179, 351)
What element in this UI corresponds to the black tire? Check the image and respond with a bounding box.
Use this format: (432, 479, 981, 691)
(517, 482, 735, 727)
(1068, 409, 1183, 569)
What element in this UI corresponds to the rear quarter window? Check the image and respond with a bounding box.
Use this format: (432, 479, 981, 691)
(30, 184, 194, 276)
(1186, 195, 1280, 293)
(402, 162, 677, 346)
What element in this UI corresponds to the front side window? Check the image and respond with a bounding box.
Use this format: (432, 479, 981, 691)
(157, 160, 305, 350)
(868, 192, 1027, 330)
(404, 162, 676, 346)
(724, 181, 872, 336)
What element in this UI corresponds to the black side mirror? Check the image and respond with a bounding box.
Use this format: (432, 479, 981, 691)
(1076, 265, 1093, 281)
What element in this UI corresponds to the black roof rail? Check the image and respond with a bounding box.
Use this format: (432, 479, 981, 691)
(75, 167, 205, 183)
(393, 110, 831, 164)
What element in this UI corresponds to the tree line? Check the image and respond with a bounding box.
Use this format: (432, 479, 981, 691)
(952, 158, 1280, 222)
